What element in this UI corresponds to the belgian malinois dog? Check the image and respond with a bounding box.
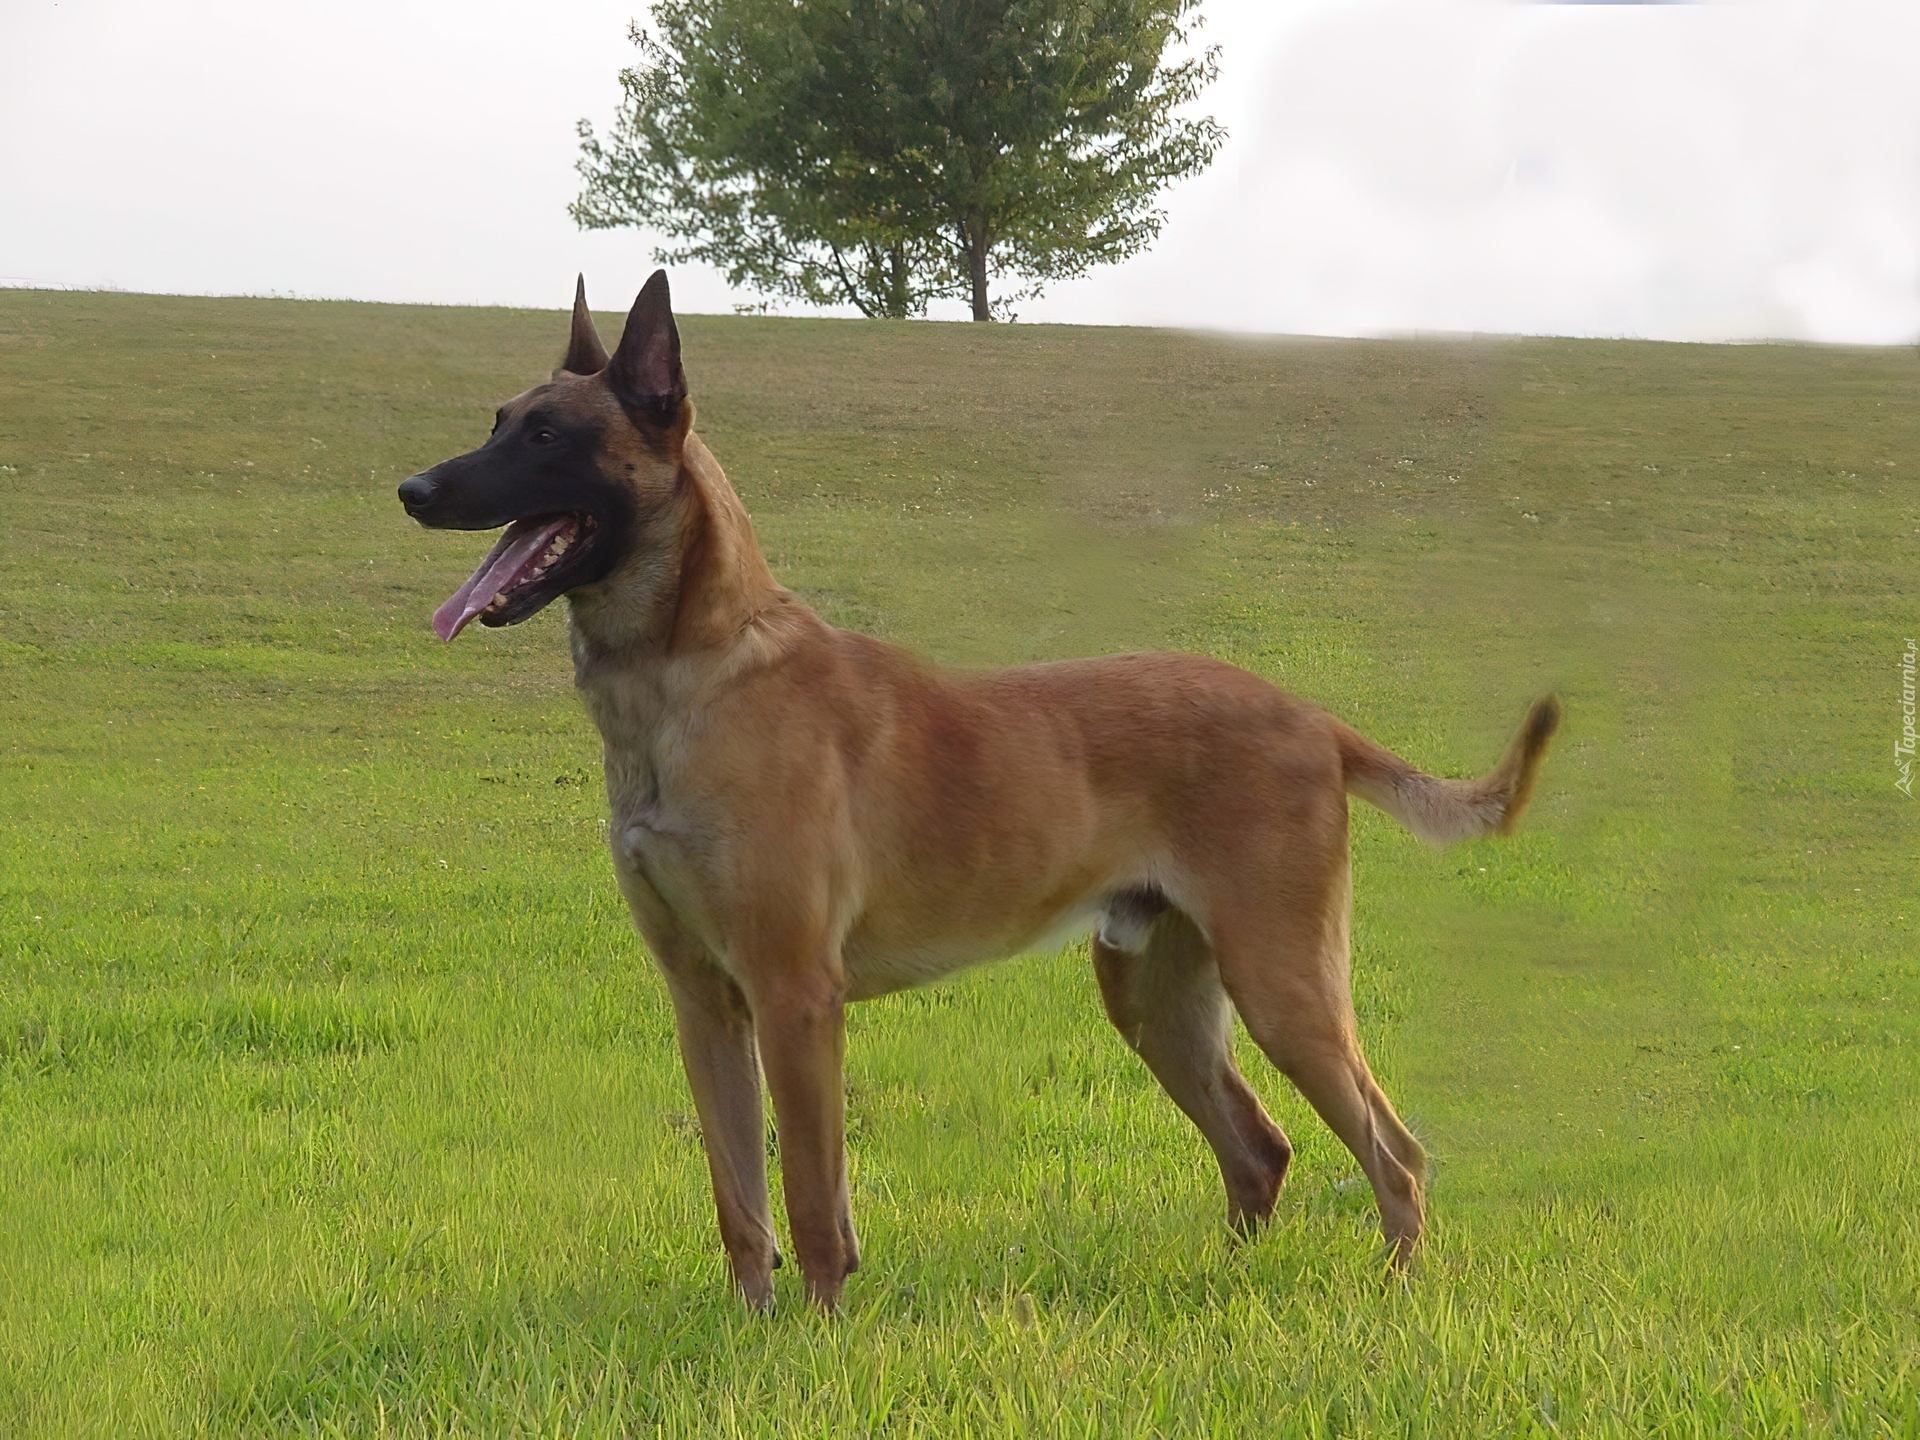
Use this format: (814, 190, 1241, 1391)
(399, 272, 1559, 1310)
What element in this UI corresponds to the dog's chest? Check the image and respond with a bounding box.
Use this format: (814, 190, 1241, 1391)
(603, 715, 695, 830)
(613, 793, 698, 888)
(606, 758, 727, 944)
(585, 676, 728, 941)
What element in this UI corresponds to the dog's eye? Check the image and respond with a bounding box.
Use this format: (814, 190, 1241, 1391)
(531, 428, 558, 445)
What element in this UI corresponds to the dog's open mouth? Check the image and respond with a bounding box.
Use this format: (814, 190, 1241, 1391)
(432, 512, 598, 641)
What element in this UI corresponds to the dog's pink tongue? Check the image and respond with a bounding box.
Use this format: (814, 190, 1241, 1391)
(431, 517, 571, 641)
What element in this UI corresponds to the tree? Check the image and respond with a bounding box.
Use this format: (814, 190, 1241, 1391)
(572, 0, 1223, 321)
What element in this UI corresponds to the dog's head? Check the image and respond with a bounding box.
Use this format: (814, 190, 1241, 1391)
(398, 271, 689, 640)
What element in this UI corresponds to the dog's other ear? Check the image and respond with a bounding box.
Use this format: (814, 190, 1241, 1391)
(604, 269, 686, 427)
(557, 274, 609, 377)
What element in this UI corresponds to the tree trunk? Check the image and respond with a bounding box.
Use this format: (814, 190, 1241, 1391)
(968, 219, 991, 322)
(886, 241, 909, 319)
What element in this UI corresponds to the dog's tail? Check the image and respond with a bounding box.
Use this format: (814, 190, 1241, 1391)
(1334, 695, 1561, 846)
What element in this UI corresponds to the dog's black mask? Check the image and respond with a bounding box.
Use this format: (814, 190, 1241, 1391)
(397, 272, 685, 640)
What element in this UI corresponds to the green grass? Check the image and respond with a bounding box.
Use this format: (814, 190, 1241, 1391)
(1, 289, 1916, 1436)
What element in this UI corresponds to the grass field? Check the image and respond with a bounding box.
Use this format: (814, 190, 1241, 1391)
(1, 288, 1915, 1436)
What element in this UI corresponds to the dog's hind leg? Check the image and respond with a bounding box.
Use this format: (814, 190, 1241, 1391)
(1210, 846, 1428, 1266)
(1093, 909, 1293, 1232)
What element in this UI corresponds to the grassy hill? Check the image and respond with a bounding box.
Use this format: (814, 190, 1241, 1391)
(1, 289, 1914, 1435)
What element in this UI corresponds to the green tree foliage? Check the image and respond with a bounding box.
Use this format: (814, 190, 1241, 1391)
(572, 0, 1223, 320)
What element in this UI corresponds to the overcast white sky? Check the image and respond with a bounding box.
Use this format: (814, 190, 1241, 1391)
(3, 0, 1916, 342)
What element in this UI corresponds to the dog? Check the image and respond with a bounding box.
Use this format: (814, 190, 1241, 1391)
(398, 272, 1560, 1309)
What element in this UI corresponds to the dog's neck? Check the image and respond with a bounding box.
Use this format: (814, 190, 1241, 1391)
(567, 430, 785, 676)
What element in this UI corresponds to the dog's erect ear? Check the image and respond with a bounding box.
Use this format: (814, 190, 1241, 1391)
(558, 274, 609, 377)
(604, 269, 686, 426)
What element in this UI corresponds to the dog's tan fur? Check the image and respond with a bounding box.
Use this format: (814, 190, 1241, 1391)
(428, 280, 1560, 1310)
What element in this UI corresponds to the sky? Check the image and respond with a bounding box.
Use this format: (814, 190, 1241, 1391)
(3, 0, 1916, 343)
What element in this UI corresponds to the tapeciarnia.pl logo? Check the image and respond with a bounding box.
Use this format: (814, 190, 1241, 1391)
(1898, 638, 1916, 797)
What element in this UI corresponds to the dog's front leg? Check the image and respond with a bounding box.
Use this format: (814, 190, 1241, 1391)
(656, 955, 783, 1309)
(619, 863, 783, 1307)
(749, 961, 856, 1311)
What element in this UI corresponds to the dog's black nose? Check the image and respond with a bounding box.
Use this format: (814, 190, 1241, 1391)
(397, 474, 438, 515)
